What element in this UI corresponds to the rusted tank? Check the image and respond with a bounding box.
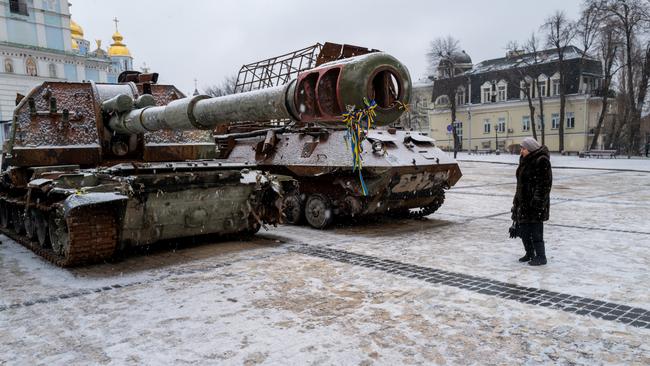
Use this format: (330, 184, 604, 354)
(214, 43, 463, 228)
(0, 72, 290, 267)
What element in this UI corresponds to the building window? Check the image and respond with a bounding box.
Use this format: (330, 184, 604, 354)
(481, 82, 492, 103)
(9, 0, 29, 16)
(551, 79, 560, 96)
(566, 112, 575, 129)
(537, 74, 548, 97)
(522, 116, 530, 132)
(520, 79, 533, 100)
(454, 121, 463, 138)
(25, 57, 37, 76)
(435, 95, 450, 107)
(48, 63, 57, 78)
(483, 119, 491, 134)
(497, 117, 506, 133)
(497, 80, 507, 102)
(456, 86, 466, 106)
(4, 59, 14, 73)
(551, 113, 560, 129)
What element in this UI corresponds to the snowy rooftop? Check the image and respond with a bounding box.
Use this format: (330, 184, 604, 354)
(467, 46, 588, 75)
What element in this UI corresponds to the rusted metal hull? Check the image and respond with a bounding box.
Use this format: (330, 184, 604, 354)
(0, 162, 285, 267)
(1, 75, 290, 267)
(215, 128, 462, 228)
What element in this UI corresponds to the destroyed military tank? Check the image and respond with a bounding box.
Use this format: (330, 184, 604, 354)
(0, 72, 292, 267)
(214, 43, 462, 228)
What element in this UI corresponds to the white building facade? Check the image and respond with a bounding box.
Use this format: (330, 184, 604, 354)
(0, 0, 133, 142)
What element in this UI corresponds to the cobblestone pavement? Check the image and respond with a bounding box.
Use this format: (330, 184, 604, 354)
(1, 161, 649, 365)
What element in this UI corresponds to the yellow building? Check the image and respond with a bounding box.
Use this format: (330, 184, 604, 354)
(429, 94, 611, 153)
(427, 47, 612, 153)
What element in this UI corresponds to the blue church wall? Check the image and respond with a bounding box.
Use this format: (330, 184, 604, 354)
(45, 26, 64, 50)
(107, 74, 117, 83)
(84, 68, 99, 82)
(6, 19, 38, 46)
(64, 63, 77, 81)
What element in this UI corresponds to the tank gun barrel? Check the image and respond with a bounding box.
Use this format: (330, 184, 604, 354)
(107, 52, 411, 134)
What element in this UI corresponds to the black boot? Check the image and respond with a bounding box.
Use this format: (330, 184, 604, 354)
(529, 237, 547, 266)
(519, 254, 534, 262)
(528, 256, 547, 266)
(519, 240, 534, 262)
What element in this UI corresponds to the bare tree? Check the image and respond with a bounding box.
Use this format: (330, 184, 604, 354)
(204, 74, 238, 97)
(595, 0, 650, 156)
(505, 36, 543, 141)
(428, 36, 465, 157)
(543, 10, 577, 152)
(582, 3, 623, 149)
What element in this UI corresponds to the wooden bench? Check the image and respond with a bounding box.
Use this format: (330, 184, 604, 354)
(580, 149, 617, 159)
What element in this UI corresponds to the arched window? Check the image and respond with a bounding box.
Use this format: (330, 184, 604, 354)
(456, 86, 466, 106)
(481, 82, 492, 104)
(25, 57, 37, 76)
(435, 95, 450, 107)
(48, 63, 57, 78)
(4, 59, 14, 73)
(496, 80, 508, 102)
(550, 72, 560, 96)
(520, 76, 533, 99)
(537, 74, 548, 97)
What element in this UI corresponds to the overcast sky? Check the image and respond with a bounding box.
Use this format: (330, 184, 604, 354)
(71, 0, 583, 95)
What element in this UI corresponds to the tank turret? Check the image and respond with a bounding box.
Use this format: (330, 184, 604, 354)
(0, 72, 297, 267)
(213, 43, 463, 229)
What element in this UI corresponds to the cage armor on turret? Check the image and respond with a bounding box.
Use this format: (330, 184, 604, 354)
(213, 43, 463, 228)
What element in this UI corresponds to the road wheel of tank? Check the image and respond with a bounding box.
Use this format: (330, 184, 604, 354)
(24, 209, 37, 240)
(49, 211, 69, 256)
(11, 205, 25, 234)
(305, 194, 333, 229)
(242, 215, 262, 237)
(282, 194, 303, 225)
(0, 201, 10, 229)
(34, 210, 50, 248)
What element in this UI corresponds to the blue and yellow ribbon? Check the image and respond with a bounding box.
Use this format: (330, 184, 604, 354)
(341, 98, 377, 196)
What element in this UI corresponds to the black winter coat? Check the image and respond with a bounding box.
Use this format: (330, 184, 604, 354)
(512, 146, 553, 223)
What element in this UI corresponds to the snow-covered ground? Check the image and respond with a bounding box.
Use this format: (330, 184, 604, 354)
(456, 151, 650, 172)
(1, 158, 649, 365)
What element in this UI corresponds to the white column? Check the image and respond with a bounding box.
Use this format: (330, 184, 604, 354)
(76, 63, 85, 82)
(0, 3, 8, 42)
(34, 9, 47, 48)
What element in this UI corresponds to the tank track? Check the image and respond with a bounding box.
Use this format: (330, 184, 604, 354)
(387, 187, 446, 220)
(409, 188, 446, 219)
(0, 206, 118, 267)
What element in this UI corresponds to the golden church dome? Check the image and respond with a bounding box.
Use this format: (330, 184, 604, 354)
(70, 19, 84, 39)
(107, 31, 131, 57)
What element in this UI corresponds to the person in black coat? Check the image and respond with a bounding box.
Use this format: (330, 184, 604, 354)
(511, 137, 552, 266)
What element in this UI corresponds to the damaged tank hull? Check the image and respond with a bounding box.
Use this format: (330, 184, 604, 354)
(216, 128, 462, 228)
(0, 75, 287, 267)
(0, 161, 284, 267)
